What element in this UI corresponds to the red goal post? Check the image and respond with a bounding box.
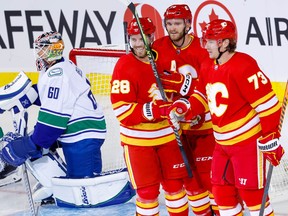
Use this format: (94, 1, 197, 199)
(70, 47, 126, 62)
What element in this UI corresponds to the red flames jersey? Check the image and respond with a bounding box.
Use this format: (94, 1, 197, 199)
(152, 34, 212, 135)
(110, 53, 176, 146)
(190, 52, 281, 145)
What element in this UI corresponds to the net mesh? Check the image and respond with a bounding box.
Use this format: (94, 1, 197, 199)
(71, 46, 126, 172)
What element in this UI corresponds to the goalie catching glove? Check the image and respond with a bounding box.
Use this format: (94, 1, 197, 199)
(257, 132, 284, 166)
(160, 70, 192, 96)
(143, 100, 172, 121)
(0, 132, 42, 167)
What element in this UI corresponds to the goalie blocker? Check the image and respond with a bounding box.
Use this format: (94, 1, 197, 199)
(0, 71, 38, 114)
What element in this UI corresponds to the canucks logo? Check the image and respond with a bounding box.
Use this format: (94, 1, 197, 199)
(48, 68, 63, 77)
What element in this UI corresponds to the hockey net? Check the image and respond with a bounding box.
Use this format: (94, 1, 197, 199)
(69, 46, 288, 203)
(69, 45, 127, 173)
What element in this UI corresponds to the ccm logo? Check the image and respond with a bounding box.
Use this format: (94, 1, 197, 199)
(182, 74, 192, 93)
(196, 156, 212, 161)
(173, 163, 186, 168)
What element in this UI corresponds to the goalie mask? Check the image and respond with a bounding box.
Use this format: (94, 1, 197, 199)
(33, 31, 64, 72)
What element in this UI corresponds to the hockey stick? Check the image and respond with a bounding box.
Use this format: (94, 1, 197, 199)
(119, 0, 192, 177)
(12, 109, 37, 216)
(123, 21, 129, 54)
(259, 80, 288, 216)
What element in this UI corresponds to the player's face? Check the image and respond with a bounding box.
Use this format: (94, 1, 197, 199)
(130, 34, 147, 58)
(204, 39, 221, 59)
(165, 19, 187, 42)
(34, 44, 49, 60)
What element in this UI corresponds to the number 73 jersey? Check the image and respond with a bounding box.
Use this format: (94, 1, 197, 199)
(191, 52, 281, 145)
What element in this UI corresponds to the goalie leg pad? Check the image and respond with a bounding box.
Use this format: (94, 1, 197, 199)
(25, 150, 67, 201)
(0, 164, 22, 187)
(32, 182, 54, 203)
(52, 170, 136, 208)
(26, 150, 67, 188)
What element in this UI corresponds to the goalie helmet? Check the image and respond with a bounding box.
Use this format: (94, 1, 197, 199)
(127, 17, 156, 36)
(202, 19, 237, 42)
(164, 4, 192, 23)
(33, 31, 64, 71)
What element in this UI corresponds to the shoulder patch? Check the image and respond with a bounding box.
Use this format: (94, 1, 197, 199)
(48, 68, 63, 77)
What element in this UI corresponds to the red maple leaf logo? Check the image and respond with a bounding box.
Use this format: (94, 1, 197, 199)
(199, 9, 219, 31)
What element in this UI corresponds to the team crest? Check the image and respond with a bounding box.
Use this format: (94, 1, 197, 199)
(48, 68, 63, 77)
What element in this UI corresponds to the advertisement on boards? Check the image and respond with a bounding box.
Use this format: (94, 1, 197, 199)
(0, 0, 287, 86)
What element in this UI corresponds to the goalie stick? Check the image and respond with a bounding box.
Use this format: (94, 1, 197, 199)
(119, 0, 192, 177)
(12, 108, 37, 216)
(259, 80, 288, 216)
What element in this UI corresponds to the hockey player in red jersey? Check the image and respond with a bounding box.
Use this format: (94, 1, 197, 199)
(169, 19, 284, 215)
(152, 4, 219, 215)
(111, 17, 194, 216)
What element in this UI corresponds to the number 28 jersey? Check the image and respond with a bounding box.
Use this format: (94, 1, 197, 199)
(110, 53, 176, 147)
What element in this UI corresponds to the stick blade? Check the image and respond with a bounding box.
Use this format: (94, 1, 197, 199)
(119, 0, 136, 13)
(118, 0, 131, 7)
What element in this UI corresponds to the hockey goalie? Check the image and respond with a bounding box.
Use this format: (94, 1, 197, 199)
(0, 31, 135, 208)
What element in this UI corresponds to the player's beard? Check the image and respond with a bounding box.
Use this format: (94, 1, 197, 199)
(133, 47, 147, 59)
(169, 31, 185, 46)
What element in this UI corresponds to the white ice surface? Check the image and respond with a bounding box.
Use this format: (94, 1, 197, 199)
(0, 174, 287, 216)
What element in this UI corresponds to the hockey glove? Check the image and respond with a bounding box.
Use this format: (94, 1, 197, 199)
(257, 132, 285, 166)
(0, 133, 42, 167)
(0, 72, 38, 114)
(143, 100, 172, 121)
(168, 98, 191, 129)
(189, 114, 204, 127)
(169, 98, 191, 118)
(160, 71, 192, 96)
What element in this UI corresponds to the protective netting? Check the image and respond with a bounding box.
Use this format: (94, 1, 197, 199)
(70, 46, 127, 172)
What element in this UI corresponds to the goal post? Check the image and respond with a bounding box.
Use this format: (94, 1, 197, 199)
(69, 46, 127, 172)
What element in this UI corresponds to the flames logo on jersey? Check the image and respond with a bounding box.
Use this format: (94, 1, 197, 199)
(148, 83, 173, 102)
(148, 83, 162, 101)
(206, 82, 228, 117)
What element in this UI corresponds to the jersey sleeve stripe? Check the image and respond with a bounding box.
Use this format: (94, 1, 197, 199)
(38, 110, 70, 129)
